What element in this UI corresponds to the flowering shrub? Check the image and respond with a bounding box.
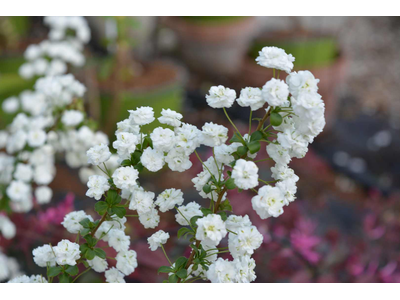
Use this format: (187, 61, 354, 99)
(1, 17, 326, 283)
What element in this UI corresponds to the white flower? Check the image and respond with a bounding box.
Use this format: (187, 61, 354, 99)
(32, 244, 57, 267)
(87, 144, 112, 165)
(214, 144, 236, 165)
(148, 230, 170, 251)
(129, 190, 155, 214)
(271, 164, 299, 182)
(6, 180, 31, 202)
(105, 267, 125, 283)
(196, 214, 227, 247)
(262, 78, 289, 107)
(33, 164, 55, 185)
(53, 240, 81, 266)
(108, 229, 130, 252)
(150, 127, 175, 152)
(116, 119, 140, 134)
(231, 159, 259, 190)
(9, 275, 47, 283)
(234, 256, 257, 283)
(140, 148, 165, 172)
(207, 258, 236, 283)
(116, 250, 138, 275)
(175, 202, 203, 226)
(266, 142, 291, 165)
(237, 87, 265, 111)
(276, 179, 297, 205)
(228, 225, 263, 258)
(128, 106, 155, 125)
(201, 122, 228, 147)
(158, 108, 183, 127)
(86, 175, 110, 200)
(0, 131, 9, 149)
(35, 186, 53, 204)
(165, 148, 192, 172)
(174, 123, 202, 155)
(0, 215, 16, 239)
(286, 70, 319, 97)
(112, 166, 139, 191)
(155, 188, 184, 212)
(255, 46, 295, 74)
(2, 97, 20, 114)
(225, 215, 252, 232)
(6, 130, 27, 154)
(27, 129, 47, 147)
(62, 210, 93, 234)
(138, 207, 160, 229)
(14, 163, 33, 182)
(112, 132, 139, 160)
(87, 256, 108, 273)
(251, 185, 285, 219)
(206, 85, 236, 108)
(61, 110, 84, 127)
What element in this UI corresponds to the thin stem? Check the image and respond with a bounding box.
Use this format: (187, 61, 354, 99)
(222, 107, 243, 139)
(103, 162, 111, 178)
(175, 206, 193, 230)
(248, 109, 252, 135)
(194, 150, 214, 179)
(91, 212, 108, 237)
(273, 68, 276, 78)
(256, 109, 271, 131)
(254, 158, 273, 163)
(227, 229, 237, 235)
(72, 267, 92, 283)
(96, 165, 110, 177)
(161, 244, 172, 266)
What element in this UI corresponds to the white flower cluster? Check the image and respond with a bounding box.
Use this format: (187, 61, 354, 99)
(0, 250, 20, 282)
(19, 17, 90, 79)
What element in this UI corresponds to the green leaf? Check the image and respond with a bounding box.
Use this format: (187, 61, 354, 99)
(202, 184, 212, 194)
(65, 265, 79, 276)
(237, 145, 248, 156)
(85, 249, 95, 260)
(79, 218, 92, 228)
(229, 132, 244, 144)
(175, 257, 188, 270)
(80, 228, 90, 236)
(168, 274, 179, 283)
(134, 162, 144, 172)
(59, 273, 71, 283)
(110, 206, 126, 218)
(131, 150, 142, 165)
(190, 216, 202, 228)
(200, 208, 212, 216)
(247, 141, 261, 154)
(82, 260, 89, 268)
(143, 136, 153, 149)
(219, 199, 233, 212)
(176, 269, 187, 279)
(80, 243, 90, 255)
(177, 227, 191, 239)
(158, 266, 172, 274)
(224, 178, 236, 190)
(106, 189, 121, 206)
(218, 211, 228, 221)
(83, 235, 97, 247)
(121, 159, 132, 167)
(250, 130, 263, 142)
(270, 112, 283, 126)
(47, 266, 62, 277)
(94, 201, 108, 215)
(94, 248, 106, 259)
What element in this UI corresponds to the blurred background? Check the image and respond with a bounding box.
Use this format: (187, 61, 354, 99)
(1, 16, 400, 283)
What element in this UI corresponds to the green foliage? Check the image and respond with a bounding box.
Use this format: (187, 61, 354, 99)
(247, 141, 261, 154)
(224, 178, 236, 190)
(237, 145, 248, 156)
(65, 265, 79, 276)
(200, 208, 213, 216)
(59, 273, 71, 283)
(94, 201, 108, 215)
(94, 248, 106, 259)
(270, 112, 283, 127)
(47, 266, 62, 277)
(218, 199, 233, 212)
(190, 216, 202, 229)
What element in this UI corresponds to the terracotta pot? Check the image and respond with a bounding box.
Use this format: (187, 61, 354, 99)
(164, 17, 258, 77)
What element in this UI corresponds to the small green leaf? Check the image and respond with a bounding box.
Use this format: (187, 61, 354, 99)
(218, 211, 228, 221)
(59, 273, 71, 283)
(202, 184, 212, 194)
(94, 248, 106, 259)
(134, 162, 144, 172)
(168, 274, 179, 283)
(65, 265, 79, 276)
(175, 257, 188, 270)
(131, 150, 142, 165)
(85, 249, 95, 260)
(79, 218, 91, 228)
(94, 201, 108, 215)
(110, 206, 126, 218)
(200, 208, 212, 216)
(250, 130, 263, 142)
(190, 216, 202, 228)
(177, 227, 191, 239)
(158, 266, 172, 274)
(83, 235, 97, 247)
(237, 145, 248, 156)
(270, 112, 283, 126)
(224, 178, 236, 190)
(229, 132, 244, 144)
(47, 266, 62, 277)
(219, 199, 233, 212)
(121, 159, 132, 167)
(176, 269, 187, 279)
(247, 141, 261, 154)
(80, 228, 90, 236)
(106, 189, 121, 206)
